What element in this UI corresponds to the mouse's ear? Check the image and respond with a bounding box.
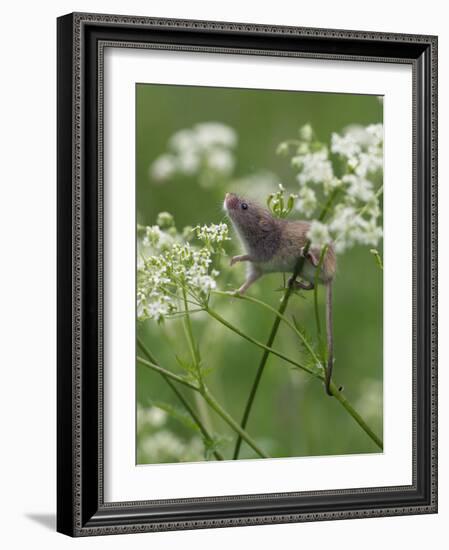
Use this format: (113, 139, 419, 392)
(259, 217, 272, 232)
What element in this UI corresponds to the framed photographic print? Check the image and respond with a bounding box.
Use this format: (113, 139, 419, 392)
(57, 12, 438, 536)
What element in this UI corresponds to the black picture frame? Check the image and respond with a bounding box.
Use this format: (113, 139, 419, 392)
(57, 12, 438, 537)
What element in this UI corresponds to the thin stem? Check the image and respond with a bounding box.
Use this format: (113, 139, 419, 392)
(328, 381, 383, 450)
(212, 290, 319, 365)
(163, 308, 205, 319)
(137, 338, 224, 461)
(313, 245, 329, 361)
(232, 188, 341, 459)
(182, 289, 201, 375)
(181, 288, 213, 430)
(137, 355, 197, 390)
(161, 286, 198, 308)
(202, 389, 269, 458)
(206, 305, 382, 450)
(211, 290, 382, 449)
(137, 353, 269, 458)
(204, 306, 316, 376)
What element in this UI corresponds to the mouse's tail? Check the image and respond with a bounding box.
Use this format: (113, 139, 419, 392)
(325, 280, 334, 396)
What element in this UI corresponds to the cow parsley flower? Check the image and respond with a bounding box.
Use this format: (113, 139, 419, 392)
(331, 124, 383, 178)
(276, 142, 290, 156)
(150, 154, 177, 182)
(194, 122, 237, 149)
(156, 211, 175, 229)
(329, 203, 382, 254)
(277, 122, 383, 256)
(354, 151, 383, 178)
(343, 174, 375, 202)
(195, 223, 231, 253)
(149, 122, 237, 187)
(294, 149, 334, 187)
(307, 221, 331, 249)
(206, 148, 235, 175)
(169, 129, 197, 152)
(140, 430, 186, 462)
(177, 149, 201, 175)
(139, 430, 204, 463)
(331, 131, 361, 159)
(298, 123, 313, 142)
(142, 225, 175, 252)
(295, 185, 317, 217)
(137, 405, 168, 430)
(137, 215, 229, 322)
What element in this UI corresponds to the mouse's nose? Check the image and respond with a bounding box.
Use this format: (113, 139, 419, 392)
(224, 192, 238, 210)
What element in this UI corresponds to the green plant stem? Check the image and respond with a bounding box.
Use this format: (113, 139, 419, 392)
(328, 381, 383, 449)
(212, 290, 319, 364)
(181, 288, 213, 432)
(213, 290, 383, 448)
(137, 338, 224, 461)
(201, 389, 269, 458)
(231, 188, 341, 460)
(313, 245, 329, 361)
(204, 306, 316, 376)
(182, 289, 201, 380)
(205, 304, 383, 451)
(136, 354, 269, 458)
(137, 355, 198, 390)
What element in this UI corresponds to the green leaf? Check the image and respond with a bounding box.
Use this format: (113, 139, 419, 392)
(370, 248, 384, 271)
(175, 355, 201, 385)
(291, 315, 322, 373)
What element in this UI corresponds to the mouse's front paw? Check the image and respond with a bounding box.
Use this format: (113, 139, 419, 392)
(230, 254, 251, 267)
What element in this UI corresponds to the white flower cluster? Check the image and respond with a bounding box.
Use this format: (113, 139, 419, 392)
(328, 123, 383, 253)
(296, 185, 318, 217)
(293, 148, 334, 187)
(194, 222, 231, 253)
(279, 123, 384, 254)
(329, 204, 383, 253)
(142, 224, 175, 251)
(138, 215, 228, 322)
(331, 124, 383, 178)
(150, 122, 237, 187)
(137, 404, 204, 463)
(307, 221, 331, 249)
(139, 430, 204, 463)
(137, 405, 168, 432)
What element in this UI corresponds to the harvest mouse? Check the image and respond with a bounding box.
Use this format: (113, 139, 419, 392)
(224, 192, 336, 395)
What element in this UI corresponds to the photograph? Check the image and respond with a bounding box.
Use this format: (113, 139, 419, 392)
(135, 83, 384, 464)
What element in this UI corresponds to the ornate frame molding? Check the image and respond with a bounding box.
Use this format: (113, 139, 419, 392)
(57, 12, 437, 536)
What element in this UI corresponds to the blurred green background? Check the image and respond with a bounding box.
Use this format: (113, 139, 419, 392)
(136, 83, 383, 463)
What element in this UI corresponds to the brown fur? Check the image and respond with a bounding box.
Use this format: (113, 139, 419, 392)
(224, 192, 336, 396)
(224, 193, 336, 283)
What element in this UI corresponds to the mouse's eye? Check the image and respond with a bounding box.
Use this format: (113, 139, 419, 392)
(241, 202, 248, 210)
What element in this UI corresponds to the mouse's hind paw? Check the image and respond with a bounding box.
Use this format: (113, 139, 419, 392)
(300, 247, 320, 267)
